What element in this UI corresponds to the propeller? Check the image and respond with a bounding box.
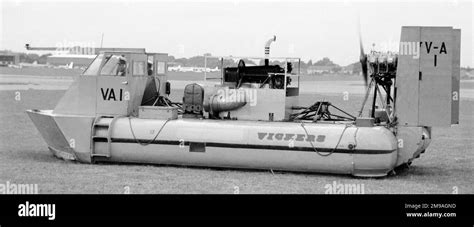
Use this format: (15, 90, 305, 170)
(357, 17, 368, 87)
(359, 31, 368, 87)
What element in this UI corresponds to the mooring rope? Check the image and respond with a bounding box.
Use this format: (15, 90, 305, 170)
(128, 117, 171, 146)
(300, 122, 352, 157)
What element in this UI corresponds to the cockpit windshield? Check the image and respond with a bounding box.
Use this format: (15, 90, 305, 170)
(83, 54, 104, 76)
(82, 54, 128, 76)
(100, 55, 121, 76)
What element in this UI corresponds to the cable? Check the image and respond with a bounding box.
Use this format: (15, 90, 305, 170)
(300, 122, 351, 157)
(151, 77, 161, 106)
(290, 101, 354, 122)
(128, 117, 170, 146)
(259, 74, 272, 88)
(330, 104, 356, 120)
(312, 100, 323, 122)
(142, 94, 159, 105)
(164, 97, 171, 107)
(155, 77, 161, 96)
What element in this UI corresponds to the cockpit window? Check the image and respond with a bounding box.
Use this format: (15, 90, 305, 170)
(83, 54, 104, 76)
(133, 61, 145, 76)
(156, 61, 166, 74)
(100, 55, 127, 76)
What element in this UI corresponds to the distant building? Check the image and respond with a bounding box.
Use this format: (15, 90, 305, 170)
(341, 65, 355, 74)
(0, 51, 20, 66)
(46, 54, 96, 68)
(307, 65, 335, 74)
(168, 64, 219, 73)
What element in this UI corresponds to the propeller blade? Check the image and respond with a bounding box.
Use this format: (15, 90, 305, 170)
(358, 21, 368, 87)
(360, 54, 368, 86)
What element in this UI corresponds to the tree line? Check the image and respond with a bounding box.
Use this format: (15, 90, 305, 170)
(14, 52, 363, 72)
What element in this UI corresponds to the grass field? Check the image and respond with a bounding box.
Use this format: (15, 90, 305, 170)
(0, 83, 473, 194)
(0, 68, 473, 194)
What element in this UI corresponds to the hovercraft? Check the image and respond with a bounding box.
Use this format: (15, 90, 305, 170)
(27, 27, 461, 177)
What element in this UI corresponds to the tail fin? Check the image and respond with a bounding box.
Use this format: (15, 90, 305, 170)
(395, 26, 461, 127)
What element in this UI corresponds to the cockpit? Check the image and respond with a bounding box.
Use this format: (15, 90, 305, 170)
(83, 52, 166, 78)
(83, 54, 130, 76)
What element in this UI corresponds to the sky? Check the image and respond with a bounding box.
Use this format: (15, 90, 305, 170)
(1, 0, 473, 67)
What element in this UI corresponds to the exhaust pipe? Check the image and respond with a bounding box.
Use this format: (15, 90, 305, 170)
(264, 35, 276, 66)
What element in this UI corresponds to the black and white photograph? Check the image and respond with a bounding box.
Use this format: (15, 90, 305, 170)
(0, 0, 472, 223)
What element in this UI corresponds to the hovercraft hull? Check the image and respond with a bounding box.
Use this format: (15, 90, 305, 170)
(27, 109, 399, 177)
